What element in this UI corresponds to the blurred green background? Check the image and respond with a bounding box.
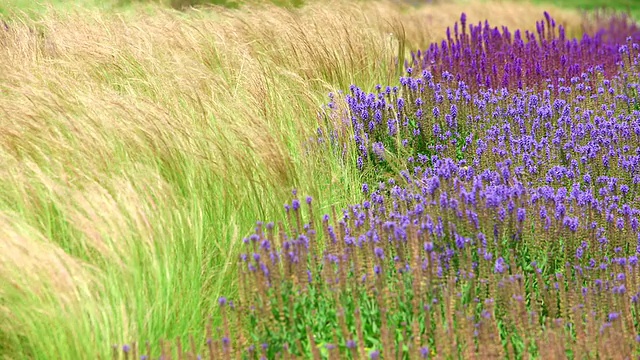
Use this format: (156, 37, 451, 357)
(2, 0, 640, 17)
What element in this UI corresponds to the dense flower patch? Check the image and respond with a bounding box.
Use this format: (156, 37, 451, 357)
(406, 12, 640, 91)
(114, 12, 640, 359)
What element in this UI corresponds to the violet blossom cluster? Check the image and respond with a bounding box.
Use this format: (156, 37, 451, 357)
(406, 12, 640, 91)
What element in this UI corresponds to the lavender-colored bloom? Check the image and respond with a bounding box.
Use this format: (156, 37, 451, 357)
(481, 309, 491, 319)
(484, 251, 493, 261)
(424, 242, 434, 252)
(615, 285, 626, 294)
(372, 142, 385, 160)
(374, 265, 381, 275)
(494, 257, 507, 274)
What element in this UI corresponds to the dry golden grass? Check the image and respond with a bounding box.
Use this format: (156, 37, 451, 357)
(0, 1, 586, 358)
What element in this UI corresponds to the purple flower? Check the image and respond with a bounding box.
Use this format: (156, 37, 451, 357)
(615, 285, 626, 294)
(481, 309, 491, 319)
(372, 142, 385, 160)
(494, 257, 507, 274)
(424, 242, 434, 252)
(374, 265, 381, 275)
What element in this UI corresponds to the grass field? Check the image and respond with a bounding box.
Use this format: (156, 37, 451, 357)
(0, 0, 638, 359)
(533, 0, 640, 19)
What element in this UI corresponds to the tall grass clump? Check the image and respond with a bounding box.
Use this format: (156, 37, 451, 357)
(0, 1, 591, 359)
(113, 9, 640, 360)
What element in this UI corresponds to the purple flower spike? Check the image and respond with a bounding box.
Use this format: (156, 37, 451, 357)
(494, 257, 507, 274)
(424, 242, 434, 252)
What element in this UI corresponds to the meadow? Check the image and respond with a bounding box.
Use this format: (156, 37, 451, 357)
(0, 0, 639, 359)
